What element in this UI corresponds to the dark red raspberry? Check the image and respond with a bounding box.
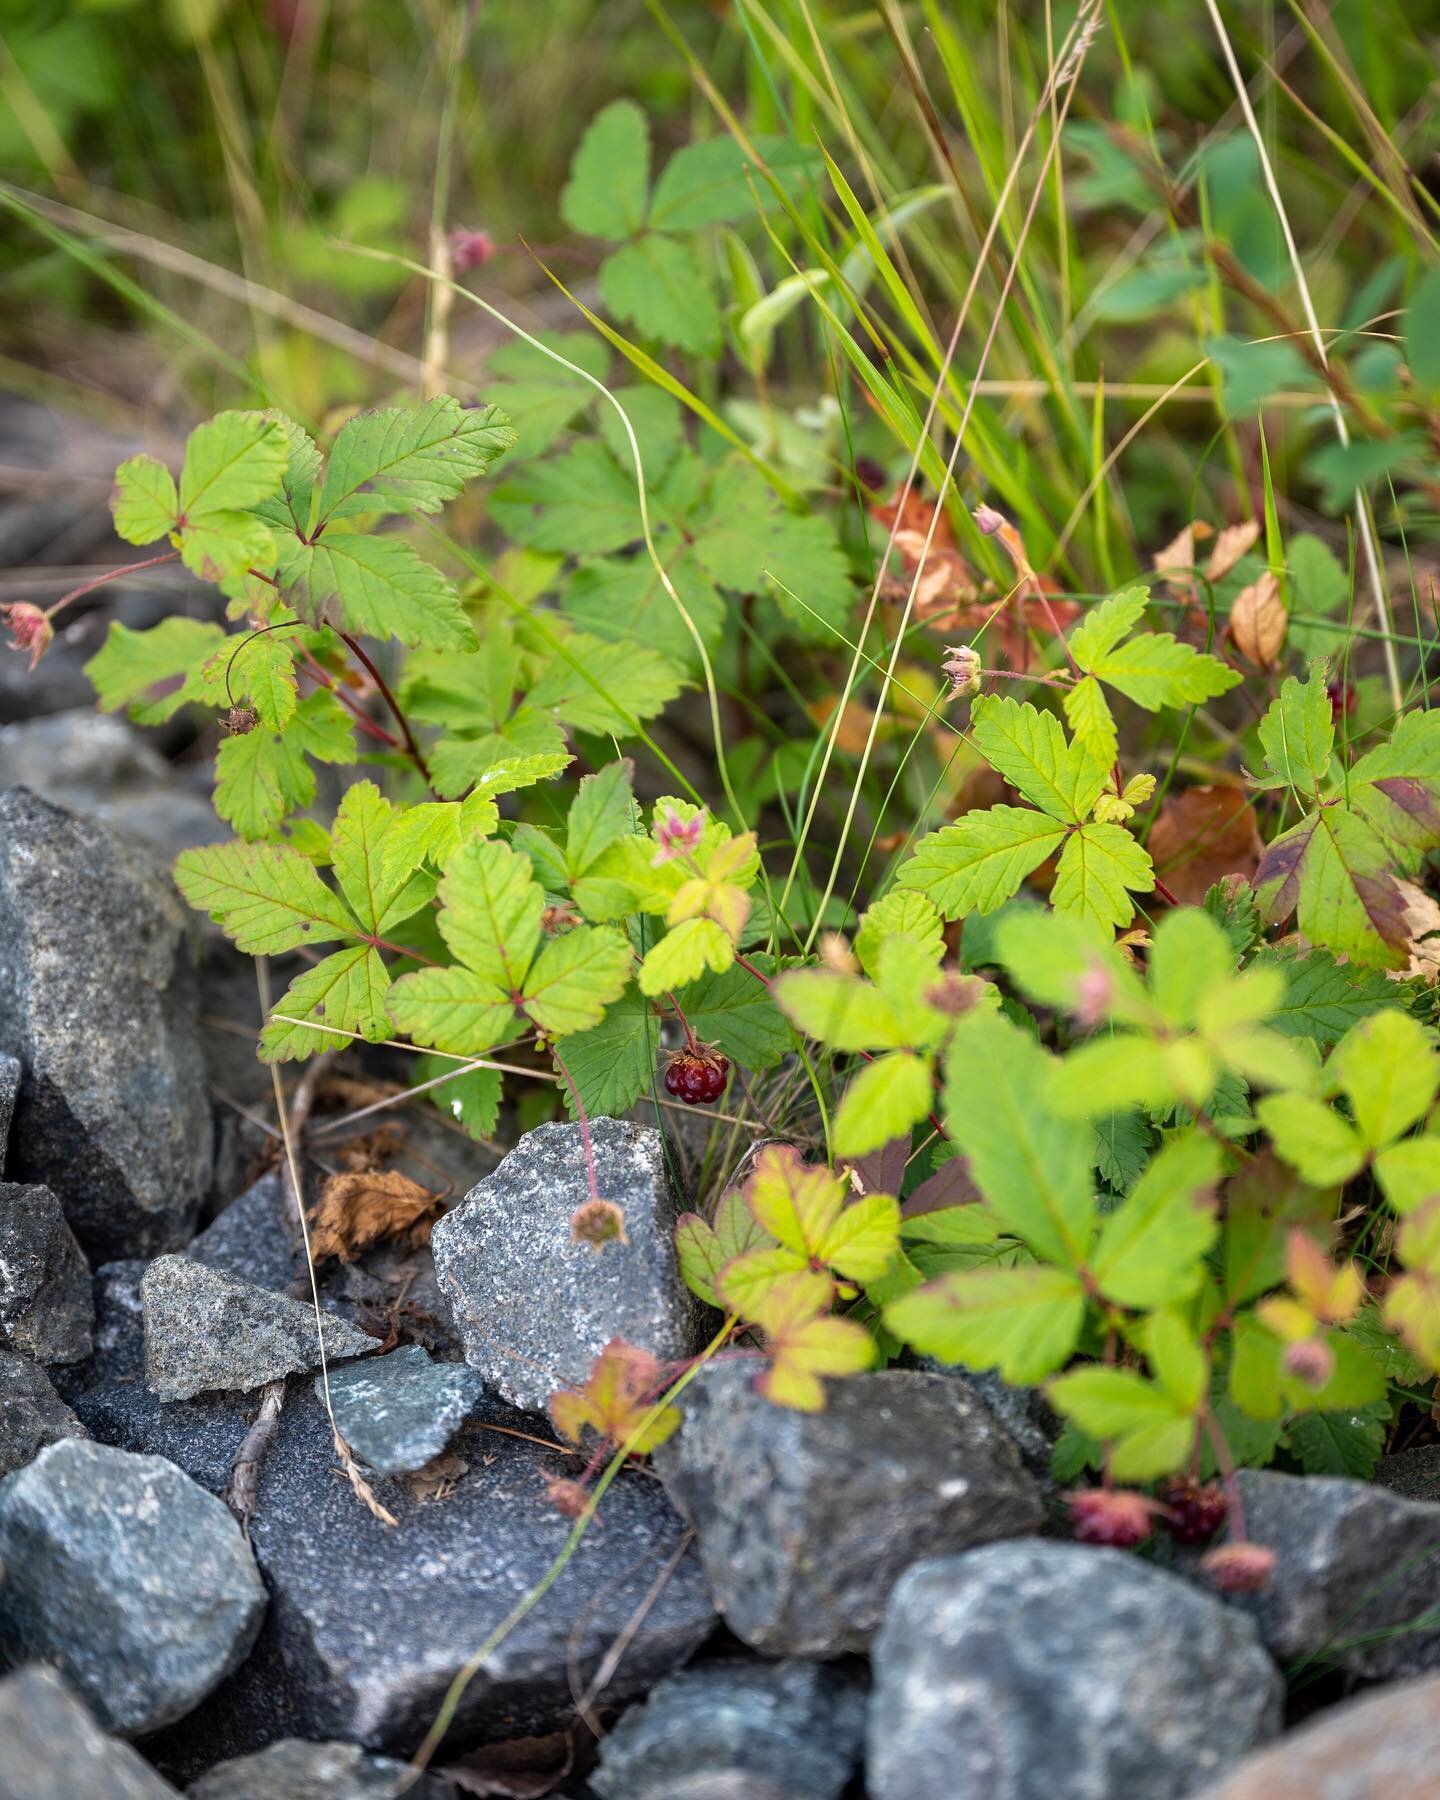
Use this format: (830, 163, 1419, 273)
(1065, 1487, 1157, 1549)
(1328, 679, 1357, 722)
(664, 1046, 730, 1105)
(1158, 1480, 1229, 1546)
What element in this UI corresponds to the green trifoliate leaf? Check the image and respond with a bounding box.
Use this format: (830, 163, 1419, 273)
(557, 984, 660, 1119)
(110, 455, 179, 544)
(386, 966, 517, 1057)
(943, 1011, 1096, 1268)
(1062, 674, 1117, 769)
(1250, 948, 1395, 1045)
(521, 926, 634, 1037)
(1050, 823, 1155, 930)
(179, 412, 291, 517)
(885, 1265, 1086, 1385)
(600, 236, 722, 356)
(774, 969, 915, 1052)
(1256, 1092, 1366, 1185)
(276, 533, 476, 651)
(260, 945, 391, 1062)
(1090, 1131, 1221, 1308)
(897, 807, 1066, 920)
(528, 635, 685, 734)
(969, 695, 1109, 824)
(491, 442, 642, 555)
(85, 617, 227, 725)
(566, 760, 638, 880)
(198, 629, 298, 731)
(636, 916, 735, 995)
(1068, 587, 1147, 666)
(648, 135, 821, 229)
(853, 890, 944, 978)
(417, 1056, 503, 1141)
(1288, 1408, 1387, 1479)
(314, 397, 513, 526)
(561, 100, 651, 240)
(430, 839, 544, 991)
(329, 780, 437, 937)
(563, 555, 725, 672)
(376, 794, 500, 886)
(1070, 586, 1239, 711)
(173, 841, 358, 954)
(691, 461, 853, 638)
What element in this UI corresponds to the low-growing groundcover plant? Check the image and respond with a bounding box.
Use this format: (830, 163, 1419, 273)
(11, 31, 1440, 1621)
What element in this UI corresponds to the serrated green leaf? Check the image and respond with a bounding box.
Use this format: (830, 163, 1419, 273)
(676, 1183, 775, 1308)
(485, 331, 611, 458)
(1256, 670, 1333, 793)
(1047, 1366, 1193, 1481)
(1069, 587, 1148, 667)
(377, 794, 500, 886)
(1062, 674, 1117, 767)
(1288, 1407, 1387, 1478)
(993, 906, 1145, 1019)
(522, 925, 633, 1037)
(432, 838, 543, 990)
(428, 740, 572, 804)
(315, 397, 513, 525)
(260, 945, 390, 1061)
(774, 968, 907, 1051)
(561, 100, 650, 239)
(854, 891, 944, 978)
(600, 236, 721, 356)
(565, 760, 637, 880)
(85, 617, 227, 725)
(529, 634, 684, 733)
(648, 134, 821, 229)
(969, 695, 1109, 823)
(417, 1053, 503, 1141)
(671, 960, 791, 1069)
(885, 1265, 1086, 1384)
(563, 554, 725, 673)
(1091, 1111, 1154, 1194)
(1092, 1130, 1221, 1308)
(637, 917, 734, 995)
(1329, 1009, 1438, 1151)
(833, 1050, 934, 1157)
(897, 807, 1066, 920)
(110, 454, 178, 544)
(1255, 947, 1397, 1045)
(329, 780, 437, 937)
(491, 441, 642, 555)
(174, 841, 358, 953)
(1086, 631, 1240, 711)
(199, 629, 298, 730)
(1148, 907, 1235, 1028)
(1254, 805, 1408, 969)
(1051, 822, 1155, 930)
(1256, 1091, 1366, 1185)
(214, 725, 309, 839)
(693, 462, 853, 638)
(277, 532, 476, 651)
(175, 510, 277, 584)
(943, 1010, 1096, 1267)
(596, 385, 684, 482)
(386, 967, 518, 1056)
(557, 983, 660, 1120)
(178, 412, 289, 520)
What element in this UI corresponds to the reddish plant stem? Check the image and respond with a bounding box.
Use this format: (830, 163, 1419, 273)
(1199, 1406, 1248, 1540)
(45, 550, 180, 623)
(296, 648, 398, 748)
(338, 631, 435, 791)
(667, 990, 700, 1051)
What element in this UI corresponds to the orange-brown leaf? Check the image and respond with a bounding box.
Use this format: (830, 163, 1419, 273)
(1228, 570, 1287, 669)
(1206, 520, 1261, 583)
(309, 1169, 444, 1264)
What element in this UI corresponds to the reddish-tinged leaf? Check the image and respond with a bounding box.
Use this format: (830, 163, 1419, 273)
(548, 1339, 680, 1453)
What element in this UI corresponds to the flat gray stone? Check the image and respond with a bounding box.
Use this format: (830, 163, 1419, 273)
(1374, 1442, 1440, 1503)
(653, 1365, 1043, 1656)
(868, 1541, 1283, 1800)
(593, 1658, 865, 1800)
(0, 1663, 179, 1799)
(0, 788, 213, 1260)
(141, 1254, 375, 1400)
(317, 1345, 482, 1475)
(0, 1438, 267, 1735)
(0, 1052, 18, 1177)
(0, 1182, 93, 1364)
(432, 1118, 710, 1414)
(141, 1386, 716, 1770)
(1225, 1469, 1440, 1678)
(188, 1173, 303, 1294)
(0, 1348, 86, 1476)
(187, 1738, 453, 1800)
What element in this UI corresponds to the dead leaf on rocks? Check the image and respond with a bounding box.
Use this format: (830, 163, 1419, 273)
(309, 1169, 444, 1263)
(1396, 880, 1440, 981)
(406, 1448, 467, 1503)
(1229, 569, 1287, 669)
(1149, 785, 1263, 905)
(1206, 519, 1261, 583)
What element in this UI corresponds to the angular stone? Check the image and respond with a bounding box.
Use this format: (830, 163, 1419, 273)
(143, 1386, 715, 1771)
(187, 1739, 454, 1800)
(0, 1348, 86, 1477)
(1374, 1443, 1440, 1503)
(0, 1438, 267, 1735)
(1194, 1671, 1440, 1798)
(0, 1182, 93, 1364)
(0, 1051, 18, 1176)
(318, 1345, 482, 1475)
(653, 1365, 1043, 1656)
(868, 1541, 1282, 1800)
(0, 1663, 180, 1799)
(141, 1254, 375, 1400)
(1224, 1469, 1440, 1679)
(0, 788, 213, 1260)
(188, 1172, 303, 1295)
(593, 1658, 866, 1800)
(432, 1118, 709, 1414)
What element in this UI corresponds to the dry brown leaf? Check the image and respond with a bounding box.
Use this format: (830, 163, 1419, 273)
(1206, 519, 1261, 583)
(1149, 786, 1262, 905)
(309, 1169, 444, 1264)
(442, 1728, 589, 1798)
(406, 1448, 467, 1503)
(1395, 880, 1440, 982)
(1229, 569, 1287, 669)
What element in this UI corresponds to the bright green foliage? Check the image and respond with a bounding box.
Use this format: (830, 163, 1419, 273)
(1253, 669, 1440, 967)
(1049, 1313, 1207, 1481)
(897, 696, 1155, 930)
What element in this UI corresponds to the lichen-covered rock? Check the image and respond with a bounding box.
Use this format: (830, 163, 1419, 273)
(1193, 1672, 1440, 1798)
(1222, 1469, 1440, 1678)
(0, 789, 213, 1259)
(187, 1738, 454, 1800)
(592, 1658, 866, 1800)
(653, 1364, 1043, 1656)
(141, 1254, 375, 1400)
(868, 1541, 1282, 1800)
(0, 1439, 267, 1735)
(0, 1663, 180, 1799)
(318, 1344, 481, 1475)
(431, 1118, 709, 1414)
(0, 1348, 86, 1476)
(0, 1052, 18, 1176)
(0, 1182, 93, 1364)
(142, 1386, 715, 1773)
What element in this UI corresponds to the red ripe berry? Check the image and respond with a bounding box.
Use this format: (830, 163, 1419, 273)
(1065, 1487, 1157, 1550)
(663, 1045, 730, 1105)
(1328, 679, 1358, 722)
(1159, 1480, 1229, 1547)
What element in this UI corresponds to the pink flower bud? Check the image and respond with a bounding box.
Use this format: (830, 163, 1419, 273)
(1283, 1337, 1335, 1389)
(1202, 1542, 1277, 1592)
(1066, 1487, 1157, 1549)
(941, 644, 982, 701)
(973, 503, 1007, 537)
(1074, 961, 1115, 1031)
(652, 806, 705, 867)
(448, 228, 495, 274)
(1, 602, 54, 672)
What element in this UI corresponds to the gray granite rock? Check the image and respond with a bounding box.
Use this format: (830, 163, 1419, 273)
(1374, 1442, 1440, 1503)
(318, 1345, 481, 1475)
(142, 1386, 715, 1771)
(0, 788, 213, 1260)
(0, 1183, 93, 1364)
(653, 1365, 1043, 1657)
(1194, 1671, 1440, 1799)
(0, 1439, 267, 1735)
(188, 1173, 303, 1295)
(141, 1254, 375, 1400)
(432, 1118, 709, 1414)
(592, 1658, 865, 1800)
(0, 1349, 86, 1476)
(0, 1052, 18, 1177)
(0, 1663, 180, 1799)
(1223, 1469, 1440, 1678)
(868, 1540, 1283, 1800)
(186, 1738, 453, 1800)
